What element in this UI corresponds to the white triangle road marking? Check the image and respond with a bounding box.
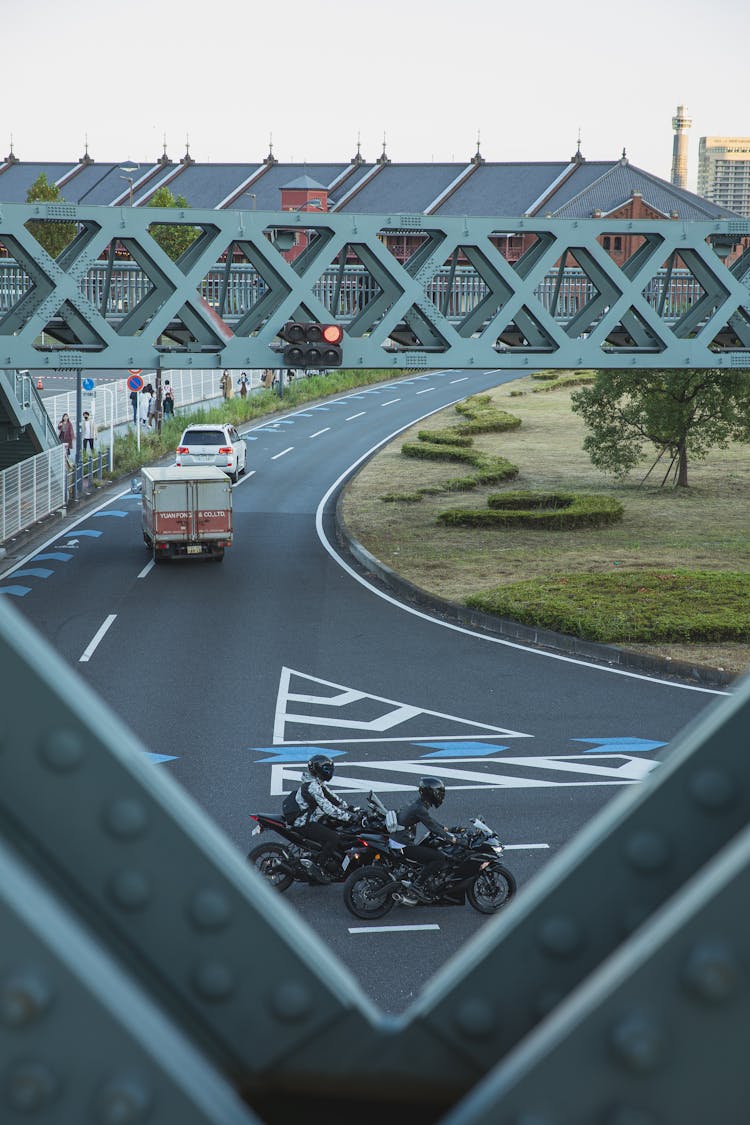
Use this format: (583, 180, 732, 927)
(273, 668, 531, 745)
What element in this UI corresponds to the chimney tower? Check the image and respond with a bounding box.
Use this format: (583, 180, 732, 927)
(671, 104, 692, 188)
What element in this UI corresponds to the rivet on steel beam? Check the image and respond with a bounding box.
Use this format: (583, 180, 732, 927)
(94, 1076, 152, 1124)
(191, 961, 236, 1003)
(188, 888, 233, 931)
(4, 1060, 60, 1112)
(688, 768, 735, 811)
(610, 1011, 664, 1074)
(537, 916, 583, 958)
(683, 941, 738, 1004)
(39, 730, 86, 772)
(103, 798, 149, 839)
(270, 980, 313, 1023)
(108, 869, 152, 911)
(455, 998, 496, 1040)
(0, 973, 51, 1028)
(624, 830, 670, 872)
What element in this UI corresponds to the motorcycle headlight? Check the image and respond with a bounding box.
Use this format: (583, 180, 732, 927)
(492, 844, 504, 856)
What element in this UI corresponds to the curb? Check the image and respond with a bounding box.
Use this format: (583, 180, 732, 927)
(334, 495, 735, 690)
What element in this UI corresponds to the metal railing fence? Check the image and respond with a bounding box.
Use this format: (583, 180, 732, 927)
(0, 259, 711, 326)
(0, 445, 66, 541)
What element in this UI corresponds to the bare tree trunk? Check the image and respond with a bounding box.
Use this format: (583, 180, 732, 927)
(676, 437, 689, 487)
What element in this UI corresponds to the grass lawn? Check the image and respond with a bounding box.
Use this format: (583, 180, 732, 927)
(341, 375, 750, 678)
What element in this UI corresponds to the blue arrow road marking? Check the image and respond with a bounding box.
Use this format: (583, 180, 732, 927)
(420, 742, 510, 757)
(34, 553, 73, 563)
(11, 569, 54, 580)
(60, 530, 102, 538)
(91, 510, 128, 518)
(255, 747, 347, 762)
(144, 752, 179, 764)
(573, 738, 667, 754)
(0, 586, 31, 597)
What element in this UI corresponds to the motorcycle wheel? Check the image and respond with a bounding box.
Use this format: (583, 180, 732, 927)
(343, 866, 395, 919)
(467, 864, 517, 914)
(247, 843, 294, 892)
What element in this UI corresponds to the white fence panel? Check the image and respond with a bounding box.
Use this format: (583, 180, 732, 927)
(1, 446, 66, 542)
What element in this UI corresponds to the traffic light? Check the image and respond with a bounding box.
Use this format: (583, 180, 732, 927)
(279, 322, 344, 368)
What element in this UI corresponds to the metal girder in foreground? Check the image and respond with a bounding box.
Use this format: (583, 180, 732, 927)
(0, 203, 749, 370)
(2, 594, 750, 1121)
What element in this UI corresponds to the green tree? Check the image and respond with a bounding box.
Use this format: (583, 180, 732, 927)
(147, 186, 200, 261)
(25, 173, 76, 258)
(570, 368, 750, 488)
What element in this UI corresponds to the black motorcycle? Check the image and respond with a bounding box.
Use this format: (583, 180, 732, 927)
(342, 816, 517, 918)
(247, 792, 389, 891)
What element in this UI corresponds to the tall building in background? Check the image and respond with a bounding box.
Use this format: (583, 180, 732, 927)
(697, 137, 750, 217)
(671, 104, 692, 188)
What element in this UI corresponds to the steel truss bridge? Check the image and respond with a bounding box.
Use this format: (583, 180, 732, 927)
(0, 203, 749, 370)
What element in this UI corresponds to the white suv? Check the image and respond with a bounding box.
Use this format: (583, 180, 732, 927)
(176, 423, 247, 483)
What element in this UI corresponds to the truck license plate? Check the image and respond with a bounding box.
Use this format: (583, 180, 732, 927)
(187, 545, 202, 554)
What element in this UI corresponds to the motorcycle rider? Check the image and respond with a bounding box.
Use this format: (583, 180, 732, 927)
(391, 777, 457, 904)
(291, 754, 357, 882)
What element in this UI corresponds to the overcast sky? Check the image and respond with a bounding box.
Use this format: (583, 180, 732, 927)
(6, 0, 748, 191)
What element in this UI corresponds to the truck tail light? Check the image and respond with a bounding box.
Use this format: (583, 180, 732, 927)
(218, 447, 233, 455)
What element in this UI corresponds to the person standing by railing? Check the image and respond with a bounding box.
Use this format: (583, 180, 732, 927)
(57, 413, 74, 456)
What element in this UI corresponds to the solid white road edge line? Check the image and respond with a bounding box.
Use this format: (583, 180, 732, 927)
(79, 615, 117, 663)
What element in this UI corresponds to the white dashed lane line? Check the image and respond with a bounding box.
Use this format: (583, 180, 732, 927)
(271, 447, 294, 460)
(449, 377, 469, 384)
(79, 615, 117, 663)
(415, 387, 436, 394)
(310, 428, 330, 438)
(138, 561, 155, 579)
(381, 398, 401, 406)
(348, 925, 441, 934)
(346, 412, 366, 421)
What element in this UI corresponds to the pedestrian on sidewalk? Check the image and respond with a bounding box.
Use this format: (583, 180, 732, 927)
(57, 413, 74, 456)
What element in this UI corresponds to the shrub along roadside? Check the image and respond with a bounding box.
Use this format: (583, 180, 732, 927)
(106, 369, 398, 478)
(465, 570, 750, 644)
(438, 491, 624, 529)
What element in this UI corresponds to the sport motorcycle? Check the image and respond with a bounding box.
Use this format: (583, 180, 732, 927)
(247, 792, 389, 891)
(342, 816, 517, 918)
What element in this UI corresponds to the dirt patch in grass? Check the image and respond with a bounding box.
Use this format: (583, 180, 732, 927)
(341, 376, 750, 677)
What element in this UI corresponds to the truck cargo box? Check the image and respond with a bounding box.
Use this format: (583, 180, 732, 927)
(141, 466, 233, 562)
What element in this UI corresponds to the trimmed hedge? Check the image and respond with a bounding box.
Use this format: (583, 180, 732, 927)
(454, 395, 522, 433)
(465, 570, 750, 643)
(438, 490, 624, 529)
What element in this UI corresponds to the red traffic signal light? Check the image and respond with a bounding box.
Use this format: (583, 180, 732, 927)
(279, 322, 343, 368)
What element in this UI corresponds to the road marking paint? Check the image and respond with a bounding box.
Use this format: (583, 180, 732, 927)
(12, 569, 54, 579)
(381, 399, 401, 406)
(449, 377, 469, 383)
(415, 387, 435, 394)
(348, 924, 440, 934)
(310, 428, 330, 438)
(138, 561, 155, 579)
(504, 843, 550, 850)
(35, 552, 73, 563)
(79, 614, 117, 663)
(346, 412, 366, 421)
(271, 447, 294, 460)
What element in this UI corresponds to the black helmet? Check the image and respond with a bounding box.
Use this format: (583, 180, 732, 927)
(308, 754, 334, 781)
(418, 776, 445, 808)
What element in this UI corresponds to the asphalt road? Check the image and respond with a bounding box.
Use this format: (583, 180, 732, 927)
(2, 368, 726, 1012)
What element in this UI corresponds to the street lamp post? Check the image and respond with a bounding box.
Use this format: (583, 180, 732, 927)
(118, 164, 139, 206)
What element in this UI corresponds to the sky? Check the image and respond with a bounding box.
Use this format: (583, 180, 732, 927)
(5, 0, 749, 192)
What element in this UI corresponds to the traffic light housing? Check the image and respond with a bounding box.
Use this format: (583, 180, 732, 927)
(280, 322, 344, 368)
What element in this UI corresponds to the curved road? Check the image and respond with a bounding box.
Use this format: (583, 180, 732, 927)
(3, 369, 725, 1012)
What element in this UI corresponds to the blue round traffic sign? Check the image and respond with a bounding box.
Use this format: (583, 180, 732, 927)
(82, 377, 95, 391)
(127, 374, 145, 392)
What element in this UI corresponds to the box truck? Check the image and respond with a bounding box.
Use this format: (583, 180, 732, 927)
(141, 466, 233, 562)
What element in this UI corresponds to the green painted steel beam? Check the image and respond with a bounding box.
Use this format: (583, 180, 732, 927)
(0, 203, 748, 370)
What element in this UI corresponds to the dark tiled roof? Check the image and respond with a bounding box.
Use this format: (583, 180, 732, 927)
(438, 162, 571, 217)
(338, 164, 466, 214)
(550, 162, 734, 220)
(0, 156, 741, 220)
